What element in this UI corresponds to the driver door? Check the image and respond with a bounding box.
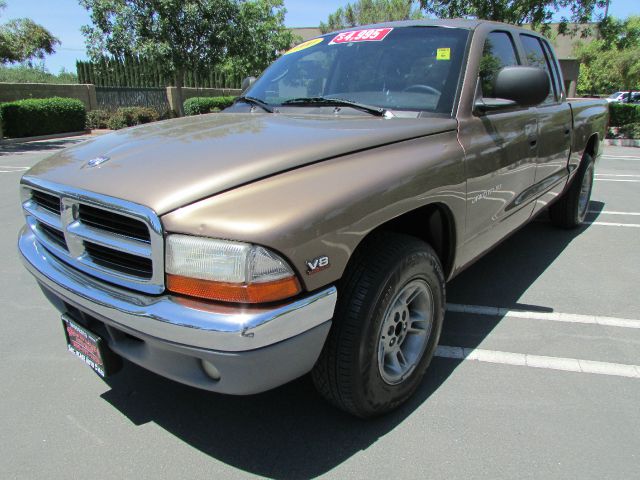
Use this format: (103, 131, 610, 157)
(457, 30, 538, 266)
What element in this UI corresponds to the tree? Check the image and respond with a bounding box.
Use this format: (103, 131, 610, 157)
(0, 63, 78, 83)
(0, 1, 59, 65)
(320, 0, 423, 34)
(419, 0, 608, 36)
(81, 0, 241, 115)
(598, 15, 640, 49)
(574, 16, 640, 96)
(224, 0, 295, 78)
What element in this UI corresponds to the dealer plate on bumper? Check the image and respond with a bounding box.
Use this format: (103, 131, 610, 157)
(62, 314, 117, 377)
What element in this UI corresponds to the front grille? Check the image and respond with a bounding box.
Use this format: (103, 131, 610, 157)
(85, 242, 153, 279)
(79, 204, 150, 242)
(39, 223, 68, 250)
(31, 190, 61, 214)
(21, 181, 164, 294)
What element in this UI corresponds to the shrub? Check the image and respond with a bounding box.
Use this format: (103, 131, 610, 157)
(183, 96, 236, 116)
(0, 97, 86, 138)
(618, 122, 640, 139)
(86, 109, 112, 129)
(609, 103, 640, 127)
(105, 107, 160, 130)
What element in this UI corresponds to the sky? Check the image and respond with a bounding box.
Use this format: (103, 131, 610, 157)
(2, 0, 639, 73)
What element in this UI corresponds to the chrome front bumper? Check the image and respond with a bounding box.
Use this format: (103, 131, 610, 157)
(19, 227, 336, 352)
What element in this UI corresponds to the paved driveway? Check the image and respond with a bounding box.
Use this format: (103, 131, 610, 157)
(1, 138, 638, 479)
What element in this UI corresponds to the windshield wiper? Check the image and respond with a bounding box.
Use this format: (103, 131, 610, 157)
(281, 97, 388, 117)
(235, 96, 275, 113)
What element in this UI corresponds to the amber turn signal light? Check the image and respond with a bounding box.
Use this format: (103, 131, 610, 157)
(166, 274, 301, 304)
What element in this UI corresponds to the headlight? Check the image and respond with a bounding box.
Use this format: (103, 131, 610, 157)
(165, 234, 301, 303)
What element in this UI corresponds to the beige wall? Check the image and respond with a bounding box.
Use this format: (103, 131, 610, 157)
(0, 83, 97, 110)
(166, 87, 242, 114)
(0, 84, 241, 117)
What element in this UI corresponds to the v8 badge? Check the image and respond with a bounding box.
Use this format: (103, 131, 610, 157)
(306, 255, 330, 275)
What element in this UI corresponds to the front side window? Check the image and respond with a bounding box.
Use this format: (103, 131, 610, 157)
(479, 31, 519, 98)
(246, 27, 469, 114)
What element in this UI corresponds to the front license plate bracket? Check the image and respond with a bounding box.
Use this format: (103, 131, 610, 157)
(62, 314, 120, 377)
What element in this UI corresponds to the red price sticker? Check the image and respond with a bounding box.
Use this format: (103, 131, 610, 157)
(329, 28, 394, 45)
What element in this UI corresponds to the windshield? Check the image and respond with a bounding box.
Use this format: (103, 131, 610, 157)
(608, 92, 624, 98)
(246, 26, 469, 115)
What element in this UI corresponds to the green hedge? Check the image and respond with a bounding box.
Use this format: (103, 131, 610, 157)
(86, 107, 164, 130)
(105, 107, 160, 130)
(85, 109, 112, 130)
(609, 103, 640, 127)
(183, 96, 236, 116)
(0, 97, 86, 138)
(618, 122, 640, 139)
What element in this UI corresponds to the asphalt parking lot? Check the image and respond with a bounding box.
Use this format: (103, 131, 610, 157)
(1, 138, 638, 479)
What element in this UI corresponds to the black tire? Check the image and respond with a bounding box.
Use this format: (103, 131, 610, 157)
(549, 152, 595, 228)
(312, 232, 445, 418)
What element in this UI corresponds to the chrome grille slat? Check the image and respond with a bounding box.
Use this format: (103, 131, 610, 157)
(66, 222, 152, 258)
(23, 200, 63, 230)
(27, 217, 68, 254)
(20, 178, 164, 295)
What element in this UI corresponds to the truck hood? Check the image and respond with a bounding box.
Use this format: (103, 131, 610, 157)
(27, 112, 456, 214)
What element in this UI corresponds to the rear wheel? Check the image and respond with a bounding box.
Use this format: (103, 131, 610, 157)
(312, 232, 445, 418)
(549, 152, 595, 228)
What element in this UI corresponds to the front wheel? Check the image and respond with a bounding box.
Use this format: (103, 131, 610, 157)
(312, 232, 445, 418)
(549, 152, 595, 228)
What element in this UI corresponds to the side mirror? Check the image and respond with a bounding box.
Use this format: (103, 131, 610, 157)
(241, 76, 257, 92)
(476, 66, 550, 112)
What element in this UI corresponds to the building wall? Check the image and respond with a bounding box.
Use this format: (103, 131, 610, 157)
(292, 27, 322, 42)
(559, 59, 581, 97)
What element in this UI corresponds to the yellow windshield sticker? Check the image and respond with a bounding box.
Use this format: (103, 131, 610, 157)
(436, 48, 451, 61)
(285, 38, 324, 55)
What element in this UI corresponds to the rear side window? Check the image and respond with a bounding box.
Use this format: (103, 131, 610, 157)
(541, 39, 564, 99)
(479, 31, 519, 98)
(519, 34, 556, 104)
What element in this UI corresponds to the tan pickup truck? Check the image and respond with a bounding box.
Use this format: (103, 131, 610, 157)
(19, 20, 608, 417)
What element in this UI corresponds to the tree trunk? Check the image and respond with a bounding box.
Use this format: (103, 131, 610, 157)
(174, 69, 185, 117)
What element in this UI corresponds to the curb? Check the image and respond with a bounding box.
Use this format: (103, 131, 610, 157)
(0, 130, 91, 145)
(604, 139, 640, 147)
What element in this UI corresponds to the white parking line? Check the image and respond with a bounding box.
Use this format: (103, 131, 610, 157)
(594, 178, 640, 183)
(435, 346, 640, 379)
(595, 174, 640, 178)
(601, 155, 640, 160)
(587, 221, 640, 228)
(587, 210, 640, 216)
(446, 303, 640, 329)
(0, 165, 29, 173)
